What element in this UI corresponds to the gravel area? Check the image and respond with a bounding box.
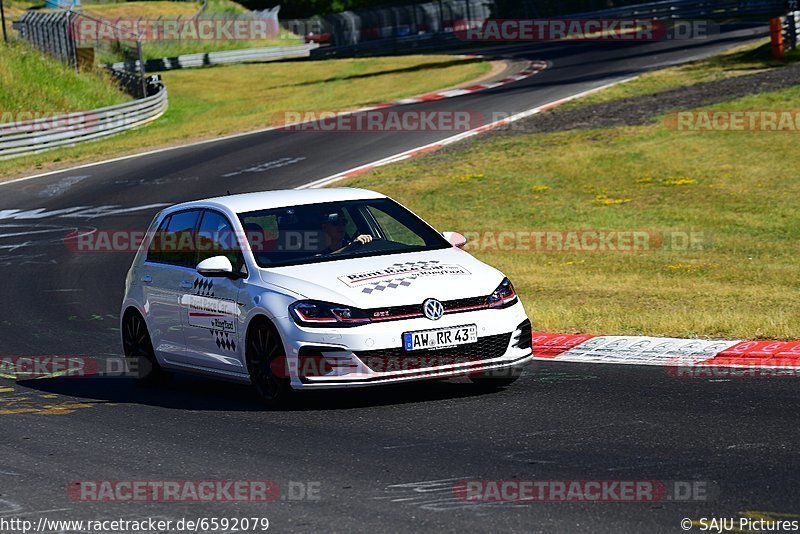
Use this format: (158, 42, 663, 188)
(498, 62, 800, 134)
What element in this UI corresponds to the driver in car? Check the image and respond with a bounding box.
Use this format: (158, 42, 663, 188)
(319, 210, 373, 255)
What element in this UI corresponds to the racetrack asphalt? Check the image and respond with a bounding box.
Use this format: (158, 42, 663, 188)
(2, 25, 795, 533)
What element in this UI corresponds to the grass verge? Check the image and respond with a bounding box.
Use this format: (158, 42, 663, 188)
(0, 40, 129, 113)
(342, 53, 800, 340)
(0, 54, 490, 179)
(78, 1, 301, 63)
(562, 39, 800, 109)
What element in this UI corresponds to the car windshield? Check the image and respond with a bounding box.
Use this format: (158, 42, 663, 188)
(238, 198, 451, 267)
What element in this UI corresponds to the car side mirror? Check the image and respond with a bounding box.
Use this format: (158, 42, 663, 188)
(443, 231, 467, 249)
(196, 256, 235, 278)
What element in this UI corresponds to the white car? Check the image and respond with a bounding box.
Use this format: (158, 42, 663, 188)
(121, 188, 532, 403)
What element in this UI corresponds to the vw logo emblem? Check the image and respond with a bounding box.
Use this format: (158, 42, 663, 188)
(423, 298, 444, 321)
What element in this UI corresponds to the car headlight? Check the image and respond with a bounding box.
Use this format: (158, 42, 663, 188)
(487, 277, 518, 308)
(289, 300, 371, 327)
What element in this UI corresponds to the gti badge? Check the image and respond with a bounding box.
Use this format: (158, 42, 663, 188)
(423, 298, 444, 321)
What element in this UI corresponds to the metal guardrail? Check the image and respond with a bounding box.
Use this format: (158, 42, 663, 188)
(777, 9, 800, 52)
(310, 32, 461, 59)
(0, 81, 167, 160)
(4, 6, 306, 159)
(107, 43, 319, 72)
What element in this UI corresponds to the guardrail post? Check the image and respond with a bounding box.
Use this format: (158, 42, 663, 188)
(772, 16, 786, 57)
(137, 37, 146, 98)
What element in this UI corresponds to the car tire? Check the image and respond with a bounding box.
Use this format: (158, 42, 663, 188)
(469, 365, 523, 390)
(122, 310, 171, 386)
(246, 318, 291, 405)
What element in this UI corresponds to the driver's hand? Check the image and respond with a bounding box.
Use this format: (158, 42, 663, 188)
(352, 234, 373, 245)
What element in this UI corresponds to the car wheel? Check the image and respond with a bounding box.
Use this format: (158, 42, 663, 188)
(469, 366, 523, 390)
(122, 310, 170, 385)
(246, 318, 291, 405)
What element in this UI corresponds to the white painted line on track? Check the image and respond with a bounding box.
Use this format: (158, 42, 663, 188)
(0, 59, 543, 190)
(299, 75, 640, 189)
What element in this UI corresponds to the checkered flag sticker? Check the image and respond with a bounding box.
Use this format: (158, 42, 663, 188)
(194, 278, 214, 297)
(391, 260, 440, 266)
(357, 260, 445, 293)
(361, 277, 415, 294)
(212, 331, 236, 352)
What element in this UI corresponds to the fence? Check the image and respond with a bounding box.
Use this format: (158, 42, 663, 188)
(14, 9, 145, 84)
(13, 11, 79, 66)
(0, 78, 167, 160)
(282, 0, 493, 47)
(302, 0, 785, 56)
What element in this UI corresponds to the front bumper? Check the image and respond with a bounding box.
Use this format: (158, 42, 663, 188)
(274, 301, 532, 389)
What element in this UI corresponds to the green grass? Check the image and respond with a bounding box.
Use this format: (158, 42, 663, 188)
(562, 39, 800, 110)
(0, 54, 490, 178)
(341, 60, 800, 340)
(77, 0, 301, 63)
(3, 0, 42, 24)
(82, 1, 204, 17)
(0, 40, 129, 114)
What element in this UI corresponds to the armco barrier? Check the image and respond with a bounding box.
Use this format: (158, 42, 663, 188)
(310, 32, 460, 58)
(0, 82, 167, 160)
(108, 43, 319, 73)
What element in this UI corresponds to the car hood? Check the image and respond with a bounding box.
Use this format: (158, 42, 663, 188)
(258, 247, 504, 308)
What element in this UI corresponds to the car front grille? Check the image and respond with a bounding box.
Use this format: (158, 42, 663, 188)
(354, 332, 512, 373)
(365, 295, 489, 322)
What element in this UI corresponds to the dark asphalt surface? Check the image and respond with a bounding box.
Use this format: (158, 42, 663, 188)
(2, 26, 795, 533)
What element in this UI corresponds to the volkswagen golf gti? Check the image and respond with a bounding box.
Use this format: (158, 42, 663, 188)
(121, 188, 532, 403)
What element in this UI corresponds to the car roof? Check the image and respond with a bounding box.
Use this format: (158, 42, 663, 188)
(166, 188, 387, 215)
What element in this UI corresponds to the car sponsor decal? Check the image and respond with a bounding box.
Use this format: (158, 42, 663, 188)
(181, 288, 237, 334)
(180, 277, 239, 352)
(184, 295, 237, 333)
(338, 261, 471, 294)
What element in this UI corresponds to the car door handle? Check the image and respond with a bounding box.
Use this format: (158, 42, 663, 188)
(141, 275, 152, 284)
(179, 280, 194, 289)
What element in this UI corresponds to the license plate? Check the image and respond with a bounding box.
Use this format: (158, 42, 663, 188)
(403, 324, 478, 352)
